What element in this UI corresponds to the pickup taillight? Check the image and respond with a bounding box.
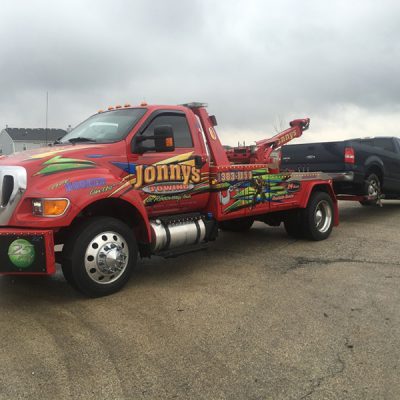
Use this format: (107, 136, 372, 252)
(344, 147, 355, 164)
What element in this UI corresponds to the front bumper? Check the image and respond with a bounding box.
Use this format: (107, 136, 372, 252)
(0, 229, 55, 275)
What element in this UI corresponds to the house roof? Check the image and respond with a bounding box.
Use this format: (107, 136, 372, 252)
(3, 128, 67, 142)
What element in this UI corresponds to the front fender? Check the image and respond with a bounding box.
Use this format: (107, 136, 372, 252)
(68, 182, 152, 243)
(12, 171, 153, 243)
(300, 181, 339, 226)
(118, 190, 152, 242)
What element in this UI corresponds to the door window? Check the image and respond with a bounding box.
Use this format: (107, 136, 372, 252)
(141, 114, 193, 148)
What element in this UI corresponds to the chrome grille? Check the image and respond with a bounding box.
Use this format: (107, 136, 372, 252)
(1, 175, 14, 207)
(0, 166, 27, 225)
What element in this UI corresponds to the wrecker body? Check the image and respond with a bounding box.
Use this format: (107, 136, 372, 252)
(0, 103, 338, 296)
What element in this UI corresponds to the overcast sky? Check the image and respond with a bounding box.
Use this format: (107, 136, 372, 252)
(1, 0, 400, 145)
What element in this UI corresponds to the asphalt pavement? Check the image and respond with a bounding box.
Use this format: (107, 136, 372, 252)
(0, 201, 399, 400)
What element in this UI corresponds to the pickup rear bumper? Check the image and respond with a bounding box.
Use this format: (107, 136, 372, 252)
(0, 229, 55, 275)
(326, 171, 354, 181)
(326, 171, 366, 195)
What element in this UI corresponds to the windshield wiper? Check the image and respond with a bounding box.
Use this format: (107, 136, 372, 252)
(68, 137, 97, 144)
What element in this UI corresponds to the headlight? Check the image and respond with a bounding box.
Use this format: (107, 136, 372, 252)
(32, 198, 70, 217)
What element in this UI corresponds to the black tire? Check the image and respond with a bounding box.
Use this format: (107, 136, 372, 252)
(61, 217, 138, 297)
(219, 217, 254, 232)
(284, 211, 304, 239)
(359, 173, 381, 206)
(302, 191, 334, 241)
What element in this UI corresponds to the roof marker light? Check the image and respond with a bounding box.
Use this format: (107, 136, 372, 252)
(115, 105, 122, 109)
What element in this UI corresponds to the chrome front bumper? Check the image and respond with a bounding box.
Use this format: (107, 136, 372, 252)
(0, 166, 27, 225)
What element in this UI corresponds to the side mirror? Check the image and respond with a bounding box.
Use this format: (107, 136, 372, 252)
(153, 125, 175, 152)
(132, 125, 175, 154)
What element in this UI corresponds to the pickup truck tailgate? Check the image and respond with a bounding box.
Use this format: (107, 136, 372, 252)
(281, 141, 348, 172)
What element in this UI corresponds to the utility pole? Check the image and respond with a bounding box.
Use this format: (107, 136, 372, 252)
(45, 91, 49, 145)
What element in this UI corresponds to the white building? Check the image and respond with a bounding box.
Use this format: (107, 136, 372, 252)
(0, 128, 67, 155)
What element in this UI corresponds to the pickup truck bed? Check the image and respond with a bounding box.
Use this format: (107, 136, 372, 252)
(281, 137, 400, 199)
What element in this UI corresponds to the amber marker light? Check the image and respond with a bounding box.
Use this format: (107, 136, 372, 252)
(115, 105, 122, 108)
(140, 101, 148, 106)
(124, 103, 131, 107)
(108, 106, 115, 110)
(32, 198, 70, 217)
(165, 138, 174, 147)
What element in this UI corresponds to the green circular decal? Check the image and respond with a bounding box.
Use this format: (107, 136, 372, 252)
(8, 239, 35, 268)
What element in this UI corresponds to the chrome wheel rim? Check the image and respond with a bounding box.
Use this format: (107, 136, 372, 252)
(314, 200, 332, 233)
(84, 231, 129, 284)
(368, 179, 379, 197)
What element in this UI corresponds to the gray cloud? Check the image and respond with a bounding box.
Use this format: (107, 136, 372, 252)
(1, 0, 400, 144)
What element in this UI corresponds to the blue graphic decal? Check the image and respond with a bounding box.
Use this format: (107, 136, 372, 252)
(65, 178, 106, 192)
(112, 162, 136, 174)
(87, 154, 107, 159)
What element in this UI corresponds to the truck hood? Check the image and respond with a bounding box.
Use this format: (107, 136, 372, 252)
(0, 144, 109, 165)
(0, 143, 128, 183)
(0, 142, 131, 227)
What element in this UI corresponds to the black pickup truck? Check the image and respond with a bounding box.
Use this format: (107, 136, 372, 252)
(281, 137, 400, 204)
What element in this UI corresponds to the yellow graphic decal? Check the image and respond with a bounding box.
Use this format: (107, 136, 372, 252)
(154, 152, 193, 165)
(28, 146, 93, 160)
(134, 164, 201, 189)
(209, 127, 217, 140)
(108, 152, 205, 198)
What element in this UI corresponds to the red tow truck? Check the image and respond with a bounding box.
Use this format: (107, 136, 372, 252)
(0, 102, 338, 296)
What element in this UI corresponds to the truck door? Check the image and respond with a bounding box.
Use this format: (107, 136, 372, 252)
(128, 110, 209, 217)
(373, 138, 400, 193)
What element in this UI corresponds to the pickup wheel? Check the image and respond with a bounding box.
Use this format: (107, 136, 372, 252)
(303, 191, 334, 241)
(284, 211, 304, 239)
(360, 173, 381, 206)
(61, 217, 138, 297)
(219, 217, 254, 232)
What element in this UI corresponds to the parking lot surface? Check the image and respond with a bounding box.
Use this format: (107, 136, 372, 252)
(0, 201, 399, 399)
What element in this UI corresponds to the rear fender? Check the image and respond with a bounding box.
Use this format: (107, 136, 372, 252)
(301, 182, 339, 226)
(364, 157, 384, 179)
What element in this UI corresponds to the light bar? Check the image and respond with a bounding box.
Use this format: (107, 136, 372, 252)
(180, 102, 208, 109)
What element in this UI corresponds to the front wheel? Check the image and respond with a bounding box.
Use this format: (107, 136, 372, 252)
(61, 217, 138, 297)
(303, 191, 334, 241)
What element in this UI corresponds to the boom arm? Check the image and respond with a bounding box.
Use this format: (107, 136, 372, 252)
(254, 118, 310, 163)
(226, 118, 310, 164)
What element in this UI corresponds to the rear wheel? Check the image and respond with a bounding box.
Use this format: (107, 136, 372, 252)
(219, 217, 254, 232)
(302, 191, 334, 241)
(360, 173, 381, 206)
(61, 217, 137, 297)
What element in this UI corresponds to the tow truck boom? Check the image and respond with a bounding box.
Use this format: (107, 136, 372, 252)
(226, 118, 310, 164)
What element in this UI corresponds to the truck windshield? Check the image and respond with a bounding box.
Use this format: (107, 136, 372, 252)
(59, 108, 147, 144)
